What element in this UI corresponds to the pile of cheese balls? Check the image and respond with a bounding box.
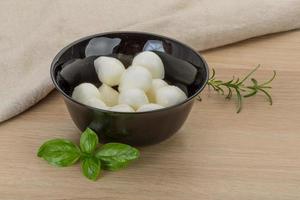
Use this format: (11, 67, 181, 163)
(72, 51, 187, 112)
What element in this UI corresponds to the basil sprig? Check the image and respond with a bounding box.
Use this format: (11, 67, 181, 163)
(37, 128, 140, 181)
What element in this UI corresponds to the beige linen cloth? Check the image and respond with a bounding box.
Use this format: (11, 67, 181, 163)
(0, 0, 299, 122)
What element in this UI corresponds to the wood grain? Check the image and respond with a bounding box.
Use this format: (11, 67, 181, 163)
(0, 30, 300, 200)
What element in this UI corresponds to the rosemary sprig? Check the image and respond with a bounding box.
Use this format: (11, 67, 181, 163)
(201, 65, 276, 113)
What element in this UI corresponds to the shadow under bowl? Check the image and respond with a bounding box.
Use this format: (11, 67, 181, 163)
(50, 31, 209, 146)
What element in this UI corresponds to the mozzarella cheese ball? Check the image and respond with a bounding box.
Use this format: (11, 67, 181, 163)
(84, 98, 107, 109)
(156, 86, 187, 107)
(98, 84, 119, 106)
(72, 83, 101, 104)
(147, 79, 168, 102)
(110, 104, 135, 112)
(132, 51, 164, 79)
(137, 104, 164, 112)
(119, 65, 152, 92)
(118, 88, 149, 110)
(94, 56, 125, 86)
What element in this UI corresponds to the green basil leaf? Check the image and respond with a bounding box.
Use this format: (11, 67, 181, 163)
(81, 156, 101, 181)
(80, 128, 99, 154)
(95, 143, 140, 171)
(37, 139, 81, 167)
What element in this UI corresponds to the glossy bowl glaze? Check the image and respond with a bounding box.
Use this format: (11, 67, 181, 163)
(51, 32, 209, 146)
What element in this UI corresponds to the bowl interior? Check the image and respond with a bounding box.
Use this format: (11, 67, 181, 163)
(51, 32, 208, 102)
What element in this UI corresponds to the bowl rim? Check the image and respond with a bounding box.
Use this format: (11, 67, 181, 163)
(50, 31, 209, 114)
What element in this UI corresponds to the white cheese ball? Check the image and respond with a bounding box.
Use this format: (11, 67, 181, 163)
(147, 79, 168, 102)
(94, 56, 125, 86)
(98, 84, 119, 106)
(84, 98, 107, 109)
(118, 88, 149, 110)
(119, 65, 152, 92)
(156, 86, 187, 107)
(132, 51, 165, 79)
(110, 104, 135, 112)
(137, 104, 164, 112)
(72, 83, 101, 104)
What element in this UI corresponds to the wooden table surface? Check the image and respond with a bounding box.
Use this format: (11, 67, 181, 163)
(0, 30, 300, 200)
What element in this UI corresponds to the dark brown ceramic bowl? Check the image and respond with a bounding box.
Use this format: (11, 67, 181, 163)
(50, 32, 209, 146)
